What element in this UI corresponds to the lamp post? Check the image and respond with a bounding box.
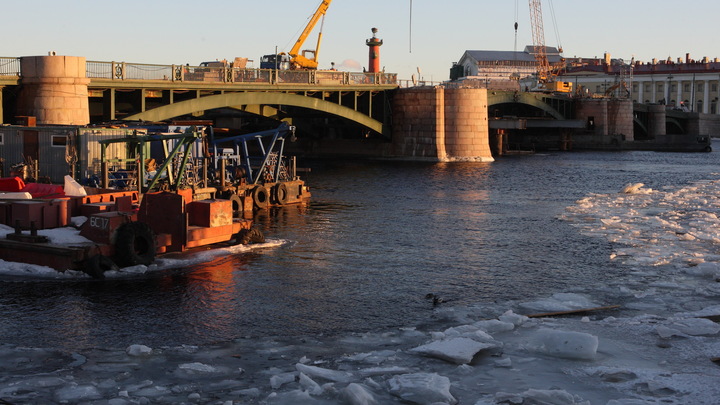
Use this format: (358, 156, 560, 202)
(666, 74, 673, 106)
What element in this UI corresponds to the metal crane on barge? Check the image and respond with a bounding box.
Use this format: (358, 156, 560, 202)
(0, 124, 312, 279)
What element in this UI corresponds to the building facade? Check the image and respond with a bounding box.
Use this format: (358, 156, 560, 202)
(562, 53, 720, 114)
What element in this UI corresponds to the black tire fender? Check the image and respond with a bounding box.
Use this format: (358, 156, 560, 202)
(114, 221, 156, 267)
(84, 254, 119, 279)
(252, 185, 270, 209)
(273, 183, 289, 205)
(232, 227, 265, 245)
(228, 193, 243, 214)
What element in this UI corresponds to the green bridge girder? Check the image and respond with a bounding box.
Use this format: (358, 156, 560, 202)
(124, 92, 387, 136)
(487, 91, 571, 119)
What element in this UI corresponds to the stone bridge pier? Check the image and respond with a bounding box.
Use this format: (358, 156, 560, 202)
(392, 87, 493, 162)
(16, 55, 90, 125)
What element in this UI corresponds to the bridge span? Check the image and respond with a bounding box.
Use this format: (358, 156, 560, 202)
(1, 55, 716, 161)
(1, 56, 397, 137)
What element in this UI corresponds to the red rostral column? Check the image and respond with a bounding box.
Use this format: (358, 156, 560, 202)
(366, 27, 383, 73)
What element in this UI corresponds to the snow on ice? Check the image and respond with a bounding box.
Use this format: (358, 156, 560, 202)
(1, 179, 720, 403)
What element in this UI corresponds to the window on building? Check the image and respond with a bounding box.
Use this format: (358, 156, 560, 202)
(671, 84, 677, 92)
(658, 84, 664, 92)
(684, 84, 690, 92)
(644, 84, 651, 92)
(0, 134, 4, 145)
(713, 84, 718, 92)
(51, 135, 67, 147)
(699, 83, 704, 92)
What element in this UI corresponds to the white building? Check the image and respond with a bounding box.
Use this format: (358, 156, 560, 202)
(562, 54, 720, 114)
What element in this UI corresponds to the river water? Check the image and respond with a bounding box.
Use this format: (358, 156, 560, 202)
(2, 146, 719, 352)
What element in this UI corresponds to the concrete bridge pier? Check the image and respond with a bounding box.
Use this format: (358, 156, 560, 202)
(16, 55, 90, 125)
(573, 98, 634, 147)
(646, 104, 666, 138)
(392, 87, 493, 162)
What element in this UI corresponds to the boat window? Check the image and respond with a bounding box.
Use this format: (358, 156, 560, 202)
(51, 135, 67, 147)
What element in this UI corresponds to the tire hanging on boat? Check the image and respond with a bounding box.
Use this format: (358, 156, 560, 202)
(84, 254, 119, 279)
(252, 185, 270, 209)
(227, 193, 243, 215)
(273, 183, 289, 205)
(114, 221, 156, 267)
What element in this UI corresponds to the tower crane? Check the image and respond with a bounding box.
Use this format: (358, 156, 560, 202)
(260, 0, 332, 70)
(527, 0, 572, 93)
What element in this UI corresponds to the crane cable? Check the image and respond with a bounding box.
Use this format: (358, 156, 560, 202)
(547, 0, 563, 53)
(281, 0, 325, 52)
(514, 0, 519, 53)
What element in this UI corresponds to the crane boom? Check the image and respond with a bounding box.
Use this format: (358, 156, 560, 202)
(528, 0, 551, 83)
(527, 0, 571, 93)
(288, 0, 332, 69)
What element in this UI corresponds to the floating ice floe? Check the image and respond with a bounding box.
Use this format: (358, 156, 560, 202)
(621, 182, 652, 194)
(527, 328, 599, 360)
(387, 373, 457, 405)
(125, 344, 152, 357)
(656, 317, 720, 338)
(410, 337, 500, 364)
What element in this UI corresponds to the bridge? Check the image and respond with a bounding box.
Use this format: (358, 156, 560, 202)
(0, 56, 398, 138)
(1, 55, 714, 162)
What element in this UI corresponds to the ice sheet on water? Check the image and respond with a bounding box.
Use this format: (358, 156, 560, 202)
(54, 384, 103, 402)
(387, 373, 457, 405)
(410, 337, 500, 364)
(342, 383, 377, 405)
(562, 177, 720, 270)
(656, 317, 720, 337)
(295, 362, 354, 383)
(525, 328, 599, 360)
(494, 389, 589, 405)
(621, 182, 653, 194)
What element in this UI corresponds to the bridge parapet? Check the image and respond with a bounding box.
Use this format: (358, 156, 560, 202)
(4, 57, 398, 86)
(85, 60, 397, 86)
(0, 57, 20, 77)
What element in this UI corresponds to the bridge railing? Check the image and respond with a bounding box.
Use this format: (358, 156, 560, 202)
(0, 57, 20, 76)
(85, 61, 397, 86)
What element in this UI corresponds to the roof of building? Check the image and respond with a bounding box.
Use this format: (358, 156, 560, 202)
(460, 46, 563, 64)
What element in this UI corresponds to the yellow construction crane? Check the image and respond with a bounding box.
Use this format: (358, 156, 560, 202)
(260, 0, 332, 70)
(527, 0, 572, 93)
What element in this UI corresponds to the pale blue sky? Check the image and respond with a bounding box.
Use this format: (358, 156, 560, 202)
(5, 1, 719, 82)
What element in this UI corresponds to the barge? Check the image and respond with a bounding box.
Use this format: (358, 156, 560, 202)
(0, 123, 310, 278)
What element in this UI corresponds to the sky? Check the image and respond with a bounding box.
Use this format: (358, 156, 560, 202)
(4, 0, 720, 83)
